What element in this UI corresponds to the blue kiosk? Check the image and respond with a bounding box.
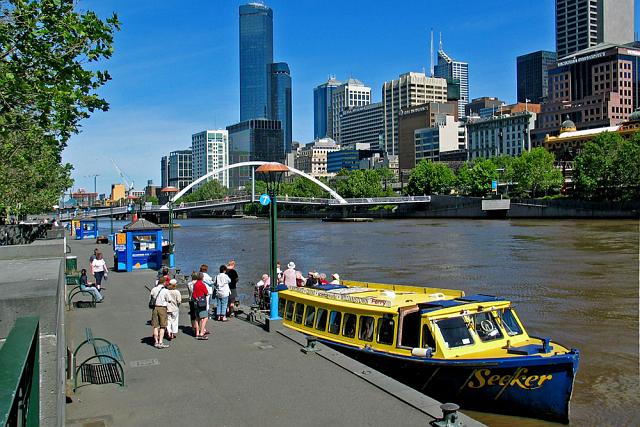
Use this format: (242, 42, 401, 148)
(75, 219, 99, 240)
(113, 218, 163, 272)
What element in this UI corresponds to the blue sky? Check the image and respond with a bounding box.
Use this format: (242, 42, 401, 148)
(63, 0, 639, 195)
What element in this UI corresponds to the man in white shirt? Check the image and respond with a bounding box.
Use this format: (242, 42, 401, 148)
(150, 279, 170, 348)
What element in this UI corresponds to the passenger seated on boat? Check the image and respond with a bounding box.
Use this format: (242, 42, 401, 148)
(359, 316, 374, 342)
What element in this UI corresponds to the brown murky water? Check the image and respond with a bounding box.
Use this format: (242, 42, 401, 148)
(170, 218, 639, 426)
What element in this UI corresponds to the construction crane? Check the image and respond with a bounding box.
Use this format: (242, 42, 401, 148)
(110, 159, 135, 196)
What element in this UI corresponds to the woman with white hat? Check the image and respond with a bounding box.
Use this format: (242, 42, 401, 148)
(330, 273, 340, 285)
(283, 261, 297, 288)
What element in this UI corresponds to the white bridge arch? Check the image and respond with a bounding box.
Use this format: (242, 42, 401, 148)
(164, 161, 347, 208)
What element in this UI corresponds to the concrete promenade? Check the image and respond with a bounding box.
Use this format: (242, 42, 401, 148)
(65, 239, 483, 427)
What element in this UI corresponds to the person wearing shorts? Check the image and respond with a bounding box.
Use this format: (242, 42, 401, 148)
(150, 281, 169, 348)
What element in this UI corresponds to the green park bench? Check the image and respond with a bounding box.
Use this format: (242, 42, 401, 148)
(73, 328, 125, 392)
(66, 280, 97, 310)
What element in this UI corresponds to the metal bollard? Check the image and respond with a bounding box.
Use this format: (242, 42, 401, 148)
(301, 335, 319, 354)
(430, 403, 464, 427)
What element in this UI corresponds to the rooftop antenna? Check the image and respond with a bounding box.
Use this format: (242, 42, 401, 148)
(439, 32, 443, 51)
(430, 29, 434, 77)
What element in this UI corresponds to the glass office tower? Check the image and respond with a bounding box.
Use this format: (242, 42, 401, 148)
(269, 62, 292, 154)
(313, 77, 341, 139)
(239, 3, 273, 121)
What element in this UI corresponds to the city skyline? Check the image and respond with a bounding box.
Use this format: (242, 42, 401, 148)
(63, 0, 639, 194)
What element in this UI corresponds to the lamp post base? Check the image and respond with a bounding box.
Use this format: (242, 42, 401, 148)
(270, 291, 281, 320)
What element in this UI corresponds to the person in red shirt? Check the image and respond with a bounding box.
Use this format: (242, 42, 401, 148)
(191, 273, 210, 340)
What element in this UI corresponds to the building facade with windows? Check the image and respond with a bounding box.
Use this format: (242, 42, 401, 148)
(467, 112, 536, 159)
(313, 77, 341, 139)
(327, 144, 381, 173)
(167, 149, 192, 190)
(339, 102, 384, 151)
(517, 50, 558, 103)
(383, 72, 448, 157)
(555, 0, 634, 59)
(434, 45, 469, 119)
(331, 78, 371, 143)
(269, 62, 292, 153)
(239, 2, 273, 121)
(295, 138, 340, 178)
(414, 115, 463, 164)
(160, 156, 169, 189)
(191, 130, 229, 189)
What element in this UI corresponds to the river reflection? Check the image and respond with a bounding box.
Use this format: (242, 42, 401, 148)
(170, 217, 638, 426)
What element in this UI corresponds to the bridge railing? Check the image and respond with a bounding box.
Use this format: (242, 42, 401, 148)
(0, 316, 40, 426)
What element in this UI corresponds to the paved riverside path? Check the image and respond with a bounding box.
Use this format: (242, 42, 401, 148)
(65, 240, 436, 427)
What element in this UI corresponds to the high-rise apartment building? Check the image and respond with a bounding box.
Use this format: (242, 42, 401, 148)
(227, 119, 283, 188)
(191, 130, 229, 189)
(160, 156, 169, 189)
(382, 72, 448, 157)
(339, 102, 384, 151)
(239, 3, 273, 120)
(331, 79, 371, 143)
(269, 62, 292, 153)
(168, 149, 192, 190)
(555, 0, 635, 59)
(517, 51, 558, 103)
(434, 44, 469, 119)
(313, 77, 341, 139)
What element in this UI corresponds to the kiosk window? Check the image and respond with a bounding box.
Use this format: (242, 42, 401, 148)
(304, 306, 316, 327)
(315, 308, 328, 331)
(422, 324, 436, 350)
(133, 234, 157, 251)
(278, 298, 286, 318)
(436, 317, 474, 348)
(328, 311, 342, 334)
(377, 315, 395, 345)
(359, 316, 374, 342)
(285, 301, 295, 320)
(342, 313, 356, 338)
(294, 303, 305, 324)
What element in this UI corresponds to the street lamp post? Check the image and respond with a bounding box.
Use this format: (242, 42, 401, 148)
(255, 162, 289, 320)
(161, 186, 179, 268)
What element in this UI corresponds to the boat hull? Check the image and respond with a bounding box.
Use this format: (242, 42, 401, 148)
(322, 340, 579, 423)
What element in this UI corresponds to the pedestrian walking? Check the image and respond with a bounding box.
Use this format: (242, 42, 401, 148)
(215, 265, 231, 321)
(150, 279, 170, 348)
(226, 260, 239, 317)
(90, 252, 108, 291)
(165, 279, 182, 340)
(191, 272, 210, 340)
(283, 261, 297, 288)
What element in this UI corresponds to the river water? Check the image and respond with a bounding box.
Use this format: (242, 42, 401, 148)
(125, 217, 637, 426)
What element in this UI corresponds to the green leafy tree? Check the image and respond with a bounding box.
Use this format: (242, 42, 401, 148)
(510, 148, 563, 198)
(573, 132, 640, 201)
(280, 176, 329, 198)
(181, 179, 228, 202)
(0, 0, 120, 216)
(335, 169, 388, 198)
(406, 160, 455, 195)
(455, 158, 499, 196)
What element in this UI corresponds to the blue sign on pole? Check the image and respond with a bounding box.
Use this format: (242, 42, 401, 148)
(259, 193, 271, 206)
(491, 180, 498, 191)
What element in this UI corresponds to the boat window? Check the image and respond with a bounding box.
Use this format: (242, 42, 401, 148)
(498, 308, 523, 336)
(422, 324, 436, 350)
(285, 300, 295, 320)
(294, 303, 305, 324)
(342, 313, 357, 338)
(278, 298, 286, 318)
(472, 312, 503, 342)
(328, 311, 342, 335)
(304, 306, 316, 327)
(359, 316, 375, 342)
(377, 315, 395, 345)
(315, 308, 328, 331)
(436, 317, 474, 348)
(400, 311, 421, 348)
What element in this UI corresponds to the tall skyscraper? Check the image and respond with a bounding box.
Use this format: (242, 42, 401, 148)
(239, 3, 273, 120)
(313, 77, 341, 139)
(382, 72, 448, 156)
(330, 78, 371, 143)
(555, 0, 635, 59)
(191, 130, 229, 189)
(517, 50, 557, 103)
(160, 156, 169, 189)
(434, 41, 469, 119)
(269, 62, 292, 153)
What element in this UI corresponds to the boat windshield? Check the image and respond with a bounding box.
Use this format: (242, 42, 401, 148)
(472, 311, 503, 342)
(497, 308, 523, 336)
(436, 317, 474, 348)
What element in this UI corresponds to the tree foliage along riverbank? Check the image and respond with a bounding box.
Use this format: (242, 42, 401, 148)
(0, 0, 119, 217)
